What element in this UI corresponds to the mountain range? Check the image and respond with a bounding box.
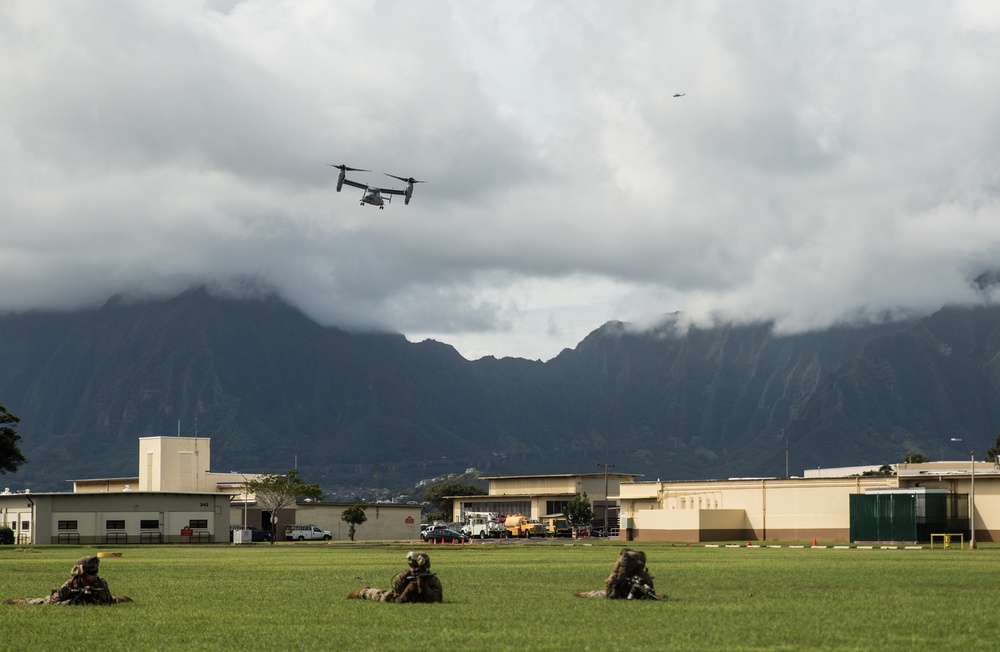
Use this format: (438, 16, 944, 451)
(1, 286, 999, 493)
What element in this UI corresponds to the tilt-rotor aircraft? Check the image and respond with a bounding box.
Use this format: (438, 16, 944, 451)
(328, 164, 426, 209)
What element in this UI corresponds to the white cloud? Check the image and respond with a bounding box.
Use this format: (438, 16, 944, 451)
(2, 0, 1000, 361)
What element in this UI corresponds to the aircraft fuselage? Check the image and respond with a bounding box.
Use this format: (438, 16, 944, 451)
(362, 188, 386, 208)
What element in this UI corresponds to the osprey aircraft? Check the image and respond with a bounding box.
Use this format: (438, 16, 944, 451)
(328, 164, 425, 209)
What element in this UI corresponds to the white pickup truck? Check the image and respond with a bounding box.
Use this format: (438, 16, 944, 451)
(284, 524, 332, 541)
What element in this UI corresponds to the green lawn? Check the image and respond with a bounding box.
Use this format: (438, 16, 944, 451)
(1, 541, 996, 651)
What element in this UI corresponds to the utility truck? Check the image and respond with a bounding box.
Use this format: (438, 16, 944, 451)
(462, 511, 507, 539)
(284, 524, 332, 541)
(503, 514, 546, 538)
(543, 515, 573, 538)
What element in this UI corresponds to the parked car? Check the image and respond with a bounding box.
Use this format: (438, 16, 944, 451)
(229, 526, 272, 542)
(420, 528, 470, 544)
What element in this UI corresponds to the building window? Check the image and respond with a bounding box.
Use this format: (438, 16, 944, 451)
(106, 520, 125, 530)
(21, 521, 29, 530)
(189, 519, 208, 529)
(57, 520, 78, 530)
(546, 500, 571, 516)
(140, 520, 159, 529)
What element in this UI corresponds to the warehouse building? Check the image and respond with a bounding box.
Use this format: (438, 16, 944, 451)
(617, 461, 1000, 544)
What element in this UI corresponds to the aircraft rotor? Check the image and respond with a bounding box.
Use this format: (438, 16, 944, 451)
(384, 173, 426, 185)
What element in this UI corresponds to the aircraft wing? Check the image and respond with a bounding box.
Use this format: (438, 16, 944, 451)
(377, 187, 405, 196)
(341, 178, 369, 190)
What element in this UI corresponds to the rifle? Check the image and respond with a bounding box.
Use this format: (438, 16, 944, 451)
(403, 571, 434, 592)
(625, 576, 658, 600)
(66, 584, 110, 604)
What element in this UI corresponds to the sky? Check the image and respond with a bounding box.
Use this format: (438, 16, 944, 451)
(3, 1, 1000, 361)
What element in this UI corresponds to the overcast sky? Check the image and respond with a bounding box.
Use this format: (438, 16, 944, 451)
(3, 1, 1000, 361)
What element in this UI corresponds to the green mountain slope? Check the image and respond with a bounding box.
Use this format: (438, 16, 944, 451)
(1, 287, 998, 492)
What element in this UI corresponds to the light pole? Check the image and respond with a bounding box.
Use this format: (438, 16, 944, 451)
(785, 435, 789, 479)
(597, 463, 615, 534)
(950, 438, 976, 549)
(239, 474, 249, 528)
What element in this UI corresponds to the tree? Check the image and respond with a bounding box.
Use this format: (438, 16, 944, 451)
(0, 402, 27, 475)
(861, 464, 895, 477)
(247, 469, 323, 545)
(904, 451, 928, 464)
(424, 482, 486, 521)
(341, 503, 368, 541)
(986, 432, 1000, 463)
(564, 491, 594, 535)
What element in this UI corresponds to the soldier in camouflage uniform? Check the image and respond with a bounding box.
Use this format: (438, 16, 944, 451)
(347, 551, 443, 603)
(4, 556, 132, 605)
(576, 548, 662, 599)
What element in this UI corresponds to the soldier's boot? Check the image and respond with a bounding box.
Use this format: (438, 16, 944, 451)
(574, 590, 607, 598)
(346, 587, 370, 600)
(347, 587, 392, 601)
(3, 598, 47, 605)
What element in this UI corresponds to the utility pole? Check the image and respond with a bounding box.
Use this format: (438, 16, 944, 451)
(951, 438, 977, 550)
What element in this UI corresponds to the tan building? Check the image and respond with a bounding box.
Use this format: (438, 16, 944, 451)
(26, 436, 420, 543)
(618, 461, 1000, 543)
(451, 472, 638, 531)
(0, 489, 233, 544)
(71, 436, 260, 494)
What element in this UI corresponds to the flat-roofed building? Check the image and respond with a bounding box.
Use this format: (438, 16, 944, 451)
(0, 489, 233, 545)
(618, 461, 1000, 543)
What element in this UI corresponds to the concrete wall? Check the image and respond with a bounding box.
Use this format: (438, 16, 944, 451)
(292, 503, 422, 541)
(629, 508, 749, 542)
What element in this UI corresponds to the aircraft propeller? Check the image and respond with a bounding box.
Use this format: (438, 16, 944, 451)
(385, 173, 426, 185)
(328, 164, 369, 172)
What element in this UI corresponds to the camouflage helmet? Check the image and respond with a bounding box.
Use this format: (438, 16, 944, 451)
(71, 556, 100, 576)
(615, 548, 646, 573)
(406, 551, 430, 571)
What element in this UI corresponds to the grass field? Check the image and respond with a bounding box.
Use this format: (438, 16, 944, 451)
(1, 540, 997, 651)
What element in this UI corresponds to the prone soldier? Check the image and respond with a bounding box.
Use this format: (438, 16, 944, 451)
(4, 556, 132, 605)
(576, 548, 663, 600)
(347, 551, 443, 603)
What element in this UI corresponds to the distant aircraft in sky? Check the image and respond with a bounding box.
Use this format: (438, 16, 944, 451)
(673, 93, 686, 97)
(327, 164, 426, 209)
